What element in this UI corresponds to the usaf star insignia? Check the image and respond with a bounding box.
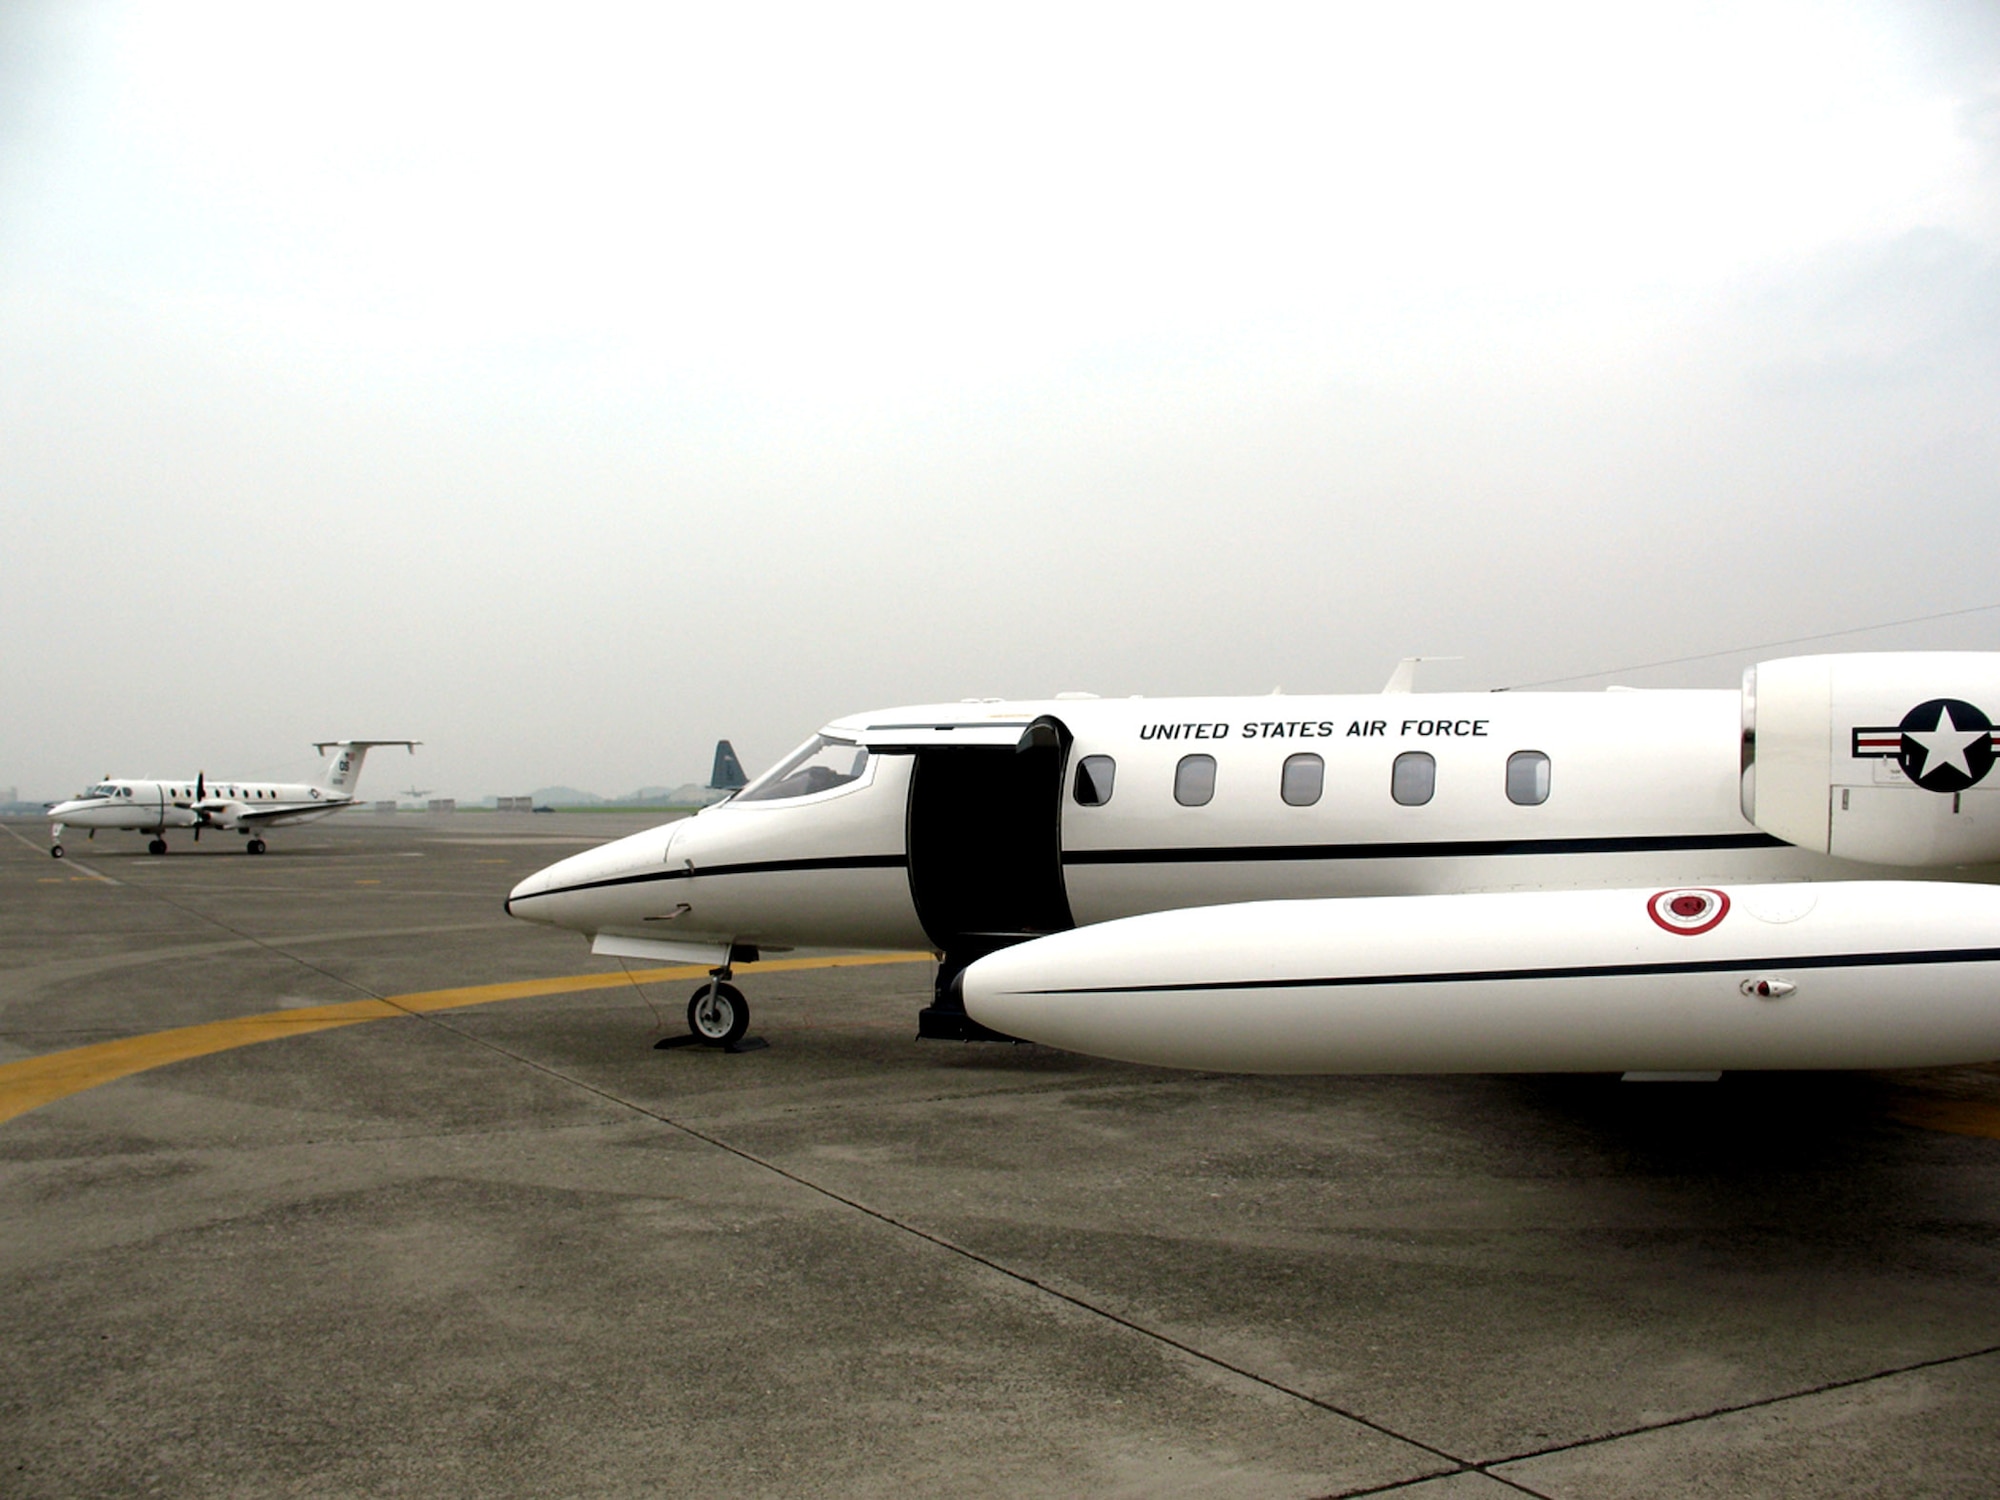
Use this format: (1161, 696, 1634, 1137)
(1852, 697, 1999, 793)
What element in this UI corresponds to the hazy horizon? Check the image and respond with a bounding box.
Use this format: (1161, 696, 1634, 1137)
(7, 2, 2000, 801)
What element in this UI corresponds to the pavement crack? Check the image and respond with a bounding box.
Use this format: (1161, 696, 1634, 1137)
(390, 1008, 1482, 1475)
(1319, 1468, 1559, 1500)
(1474, 1341, 2000, 1473)
(746, 1076, 1182, 1121)
(1328, 1341, 2000, 1498)
(404, 1008, 2000, 1500)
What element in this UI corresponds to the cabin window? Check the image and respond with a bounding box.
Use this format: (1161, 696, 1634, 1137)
(1174, 754, 1216, 807)
(1281, 753, 1323, 807)
(1506, 751, 1550, 806)
(736, 735, 872, 801)
(1073, 755, 1116, 806)
(1391, 751, 1435, 806)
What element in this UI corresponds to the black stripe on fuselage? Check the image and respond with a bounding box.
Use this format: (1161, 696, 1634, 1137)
(1060, 832, 1787, 866)
(510, 832, 1788, 904)
(1020, 946, 2000, 996)
(509, 852, 910, 903)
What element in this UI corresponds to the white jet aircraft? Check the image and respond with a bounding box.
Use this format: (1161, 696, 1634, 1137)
(504, 654, 2000, 1073)
(46, 740, 419, 859)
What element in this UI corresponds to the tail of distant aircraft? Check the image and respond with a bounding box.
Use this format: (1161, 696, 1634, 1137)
(710, 740, 747, 791)
(312, 740, 421, 795)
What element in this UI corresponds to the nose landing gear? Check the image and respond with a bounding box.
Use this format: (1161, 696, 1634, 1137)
(655, 965, 768, 1054)
(687, 980, 749, 1047)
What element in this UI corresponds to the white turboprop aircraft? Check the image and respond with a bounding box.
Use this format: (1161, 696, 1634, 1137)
(45, 740, 419, 858)
(504, 654, 2000, 1074)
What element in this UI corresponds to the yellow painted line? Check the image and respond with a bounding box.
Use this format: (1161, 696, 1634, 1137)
(0, 952, 933, 1127)
(1885, 1095, 2000, 1141)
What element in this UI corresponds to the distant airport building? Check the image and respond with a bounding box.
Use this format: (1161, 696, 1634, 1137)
(495, 796, 533, 812)
(372, 800, 397, 813)
(427, 798, 456, 814)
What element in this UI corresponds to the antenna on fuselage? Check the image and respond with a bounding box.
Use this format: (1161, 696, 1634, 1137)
(1382, 656, 1462, 693)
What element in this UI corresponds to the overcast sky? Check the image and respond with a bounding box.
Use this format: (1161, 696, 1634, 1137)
(4, 2, 1998, 800)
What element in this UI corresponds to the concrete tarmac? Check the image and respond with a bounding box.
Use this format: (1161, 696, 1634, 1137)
(4, 812, 2000, 1497)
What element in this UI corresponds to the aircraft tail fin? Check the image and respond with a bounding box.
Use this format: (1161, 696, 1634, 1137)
(312, 740, 420, 795)
(709, 740, 747, 791)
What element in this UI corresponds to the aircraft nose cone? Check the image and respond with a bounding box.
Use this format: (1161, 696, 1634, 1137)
(505, 866, 554, 922)
(502, 822, 684, 931)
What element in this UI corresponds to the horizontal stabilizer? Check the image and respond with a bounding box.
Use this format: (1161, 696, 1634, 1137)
(310, 740, 420, 795)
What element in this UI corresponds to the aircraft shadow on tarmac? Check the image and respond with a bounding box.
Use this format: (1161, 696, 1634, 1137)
(1483, 1067, 1998, 1244)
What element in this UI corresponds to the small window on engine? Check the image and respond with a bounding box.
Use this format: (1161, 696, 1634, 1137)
(1174, 754, 1216, 807)
(1507, 751, 1550, 806)
(1281, 753, 1323, 807)
(1392, 751, 1435, 806)
(1073, 755, 1116, 806)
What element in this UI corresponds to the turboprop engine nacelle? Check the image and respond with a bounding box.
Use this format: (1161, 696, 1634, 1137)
(1744, 652, 2000, 867)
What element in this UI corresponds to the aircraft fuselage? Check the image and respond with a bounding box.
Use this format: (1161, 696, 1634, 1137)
(507, 686, 1933, 960)
(47, 779, 346, 834)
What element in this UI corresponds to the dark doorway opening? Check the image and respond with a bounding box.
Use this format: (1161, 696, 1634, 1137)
(907, 738, 1072, 1039)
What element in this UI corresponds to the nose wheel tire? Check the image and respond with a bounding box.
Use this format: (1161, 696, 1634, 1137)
(687, 982, 749, 1047)
(246, 839, 266, 855)
(50, 844, 64, 860)
(147, 838, 167, 855)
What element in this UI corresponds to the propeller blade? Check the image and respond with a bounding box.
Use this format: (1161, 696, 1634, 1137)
(197, 772, 205, 801)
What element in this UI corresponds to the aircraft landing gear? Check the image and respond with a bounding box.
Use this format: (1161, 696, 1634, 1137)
(687, 980, 749, 1047)
(655, 967, 766, 1053)
(147, 838, 167, 855)
(246, 838, 266, 855)
(50, 844, 64, 860)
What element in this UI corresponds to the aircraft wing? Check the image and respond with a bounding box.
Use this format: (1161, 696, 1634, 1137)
(224, 799, 352, 826)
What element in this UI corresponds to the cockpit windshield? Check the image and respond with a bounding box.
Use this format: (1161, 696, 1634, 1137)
(736, 736, 872, 802)
(87, 784, 119, 798)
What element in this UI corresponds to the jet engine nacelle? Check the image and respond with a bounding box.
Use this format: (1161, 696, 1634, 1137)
(1744, 653, 2000, 866)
